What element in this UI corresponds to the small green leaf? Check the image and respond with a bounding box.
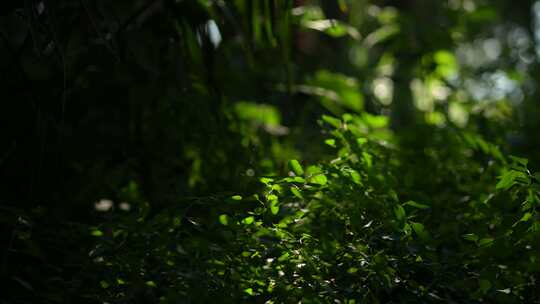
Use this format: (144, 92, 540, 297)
(278, 252, 290, 262)
(244, 288, 254, 296)
(90, 229, 104, 237)
(403, 222, 412, 235)
(403, 201, 430, 209)
(324, 139, 336, 147)
(290, 187, 303, 199)
(489, 145, 504, 161)
(233, 102, 281, 126)
(528, 221, 540, 232)
(219, 214, 229, 226)
(267, 194, 278, 201)
(341, 113, 353, 122)
(293, 176, 305, 183)
(289, 159, 304, 176)
(411, 222, 430, 241)
(321, 115, 342, 128)
(310, 174, 328, 185)
(302, 19, 360, 39)
(231, 195, 243, 201)
(260, 177, 274, 185)
(242, 216, 255, 225)
(463, 233, 479, 242)
(356, 137, 368, 146)
(513, 212, 532, 227)
(393, 205, 406, 222)
(283, 176, 305, 183)
(496, 172, 514, 190)
(363, 24, 399, 47)
(350, 170, 362, 184)
(100, 280, 109, 289)
(509, 155, 528, 167)
(496, 170, 528, 190)
(478, 238, 494, 248)
(145, 281, 157, 288)
(270, 200, 279, 215)
(362, 152, 373, 168)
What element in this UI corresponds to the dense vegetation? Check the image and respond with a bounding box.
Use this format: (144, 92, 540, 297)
(2, 0, 540, 303)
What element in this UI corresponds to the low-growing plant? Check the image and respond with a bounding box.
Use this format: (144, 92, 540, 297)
(91, 113, 540, 303)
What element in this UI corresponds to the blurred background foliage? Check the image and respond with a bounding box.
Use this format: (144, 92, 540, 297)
(2, 0, 540, 302)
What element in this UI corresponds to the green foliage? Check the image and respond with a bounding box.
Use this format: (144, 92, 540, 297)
(90, 112, 540, 302)
(305, 70, 364, 114)
(3, 0, 540, 303)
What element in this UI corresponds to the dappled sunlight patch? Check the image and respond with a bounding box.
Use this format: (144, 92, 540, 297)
(94, 199, 113, 212)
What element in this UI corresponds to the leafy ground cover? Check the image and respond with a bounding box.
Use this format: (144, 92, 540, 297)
(2, 1, 540, 303)
(91, 114, 540, 303)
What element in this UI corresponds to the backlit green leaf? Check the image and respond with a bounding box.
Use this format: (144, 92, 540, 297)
(322, 115, 342, 128)
(90, 229, 104, 237)
(324, 139, 336, 147)
(290, 187, 303, 199)
(310, 173, 327, 185)
(242, 216, 255, 225)
(289, 159, 304, 176)
(270, 200, 279, 215)
(219, 214, 229, 226)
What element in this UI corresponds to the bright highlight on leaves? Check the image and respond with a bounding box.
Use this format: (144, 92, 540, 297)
(242, 216, 255, 225)
(289, 159, 304, 176)
(324, 139, 336, 147)
(219, 214, 229, 226)
(90, 229, 103, 237)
